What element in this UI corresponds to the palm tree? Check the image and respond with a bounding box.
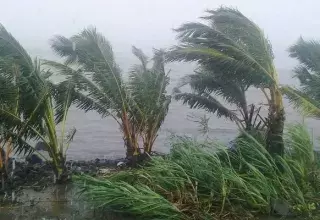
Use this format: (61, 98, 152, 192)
(47, 27, 170, 164)
(282, 38, 320, 118)
(167, 7, 285, 155)
(128, 47, 171, 156)
(0, 24, 75, 183)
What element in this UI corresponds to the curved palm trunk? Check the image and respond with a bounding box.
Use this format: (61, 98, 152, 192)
(266, 73, 285, 156)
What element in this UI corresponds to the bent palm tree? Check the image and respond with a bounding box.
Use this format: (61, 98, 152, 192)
(48, 28, 170, 163)
(0, 24, 75, 183)
(167, 7, 284, 155)
(282, 38, 320, 119)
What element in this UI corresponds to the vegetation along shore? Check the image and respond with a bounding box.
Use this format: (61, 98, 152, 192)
(1, 6, 320, 220)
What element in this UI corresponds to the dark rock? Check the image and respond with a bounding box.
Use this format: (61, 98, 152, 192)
(271, 199, 291, 216)
(26, 154, 43, 165)
(227, 140, 237, 151)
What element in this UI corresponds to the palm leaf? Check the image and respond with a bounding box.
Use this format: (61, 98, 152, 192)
(132, 46, 148, 71)
(289, 37, 320, 74)
(167, 7, 276, 87)
(0, 24, 33, 72)
(43, 60, 121, 119)
(1, 129, 34, 155)
(281, 86, 320, 118)
(175, 92, 236, 120)
(178, 70, 247, 109)
(50, 27, 127, 113)
(289, 38, 320, 101)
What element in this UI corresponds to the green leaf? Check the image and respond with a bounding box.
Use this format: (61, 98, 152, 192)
(281, 86, 320, 118)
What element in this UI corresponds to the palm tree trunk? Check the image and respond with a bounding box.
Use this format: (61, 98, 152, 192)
(266, 86, 285, 156)
(125, 136, 140, 167)
(52, 156, 68, 184)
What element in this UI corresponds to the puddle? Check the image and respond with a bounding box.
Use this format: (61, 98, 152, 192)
(0, 184, 128, 220)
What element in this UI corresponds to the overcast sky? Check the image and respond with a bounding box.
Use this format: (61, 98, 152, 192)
(1, 0, 319, 74)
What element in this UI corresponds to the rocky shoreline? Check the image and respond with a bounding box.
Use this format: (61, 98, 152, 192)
(0, 157, 128, 205)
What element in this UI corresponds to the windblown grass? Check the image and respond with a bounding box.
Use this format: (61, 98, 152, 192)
(76, 124, 320, 219)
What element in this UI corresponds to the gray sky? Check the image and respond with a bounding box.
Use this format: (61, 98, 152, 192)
(1, 0, 319, 73)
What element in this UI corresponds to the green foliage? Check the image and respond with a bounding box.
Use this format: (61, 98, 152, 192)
(167, 7, 276, 88)
(167, 7, 284, 152)
(76, 175, 184, 220)
(47, 28, 171, 158)
(282, 38, 320, 119)
(128, 47, 171, 153)
(77, 124, 320, 219)
(0, 24, 75, 182)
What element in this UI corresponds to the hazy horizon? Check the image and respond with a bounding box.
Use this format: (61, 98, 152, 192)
(1, 1, 319, 74)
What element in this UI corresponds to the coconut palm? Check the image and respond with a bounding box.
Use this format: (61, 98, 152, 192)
(0, 24, 75, 183)
(167, 7, 284, 155)
(47, 27, 170, 163)
(282, 38, 320, 118)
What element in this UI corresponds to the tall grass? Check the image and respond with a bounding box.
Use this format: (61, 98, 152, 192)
(76, 124, 320, 219)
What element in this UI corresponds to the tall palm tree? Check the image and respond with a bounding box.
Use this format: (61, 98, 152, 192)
(167, 7, 284, 155)
(0, 24, 75, 183)
(282, 38, 320, 118)
(47, 27, 171, 163)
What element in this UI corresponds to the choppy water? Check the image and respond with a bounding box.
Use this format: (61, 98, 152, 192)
(61, 66, 320, 160)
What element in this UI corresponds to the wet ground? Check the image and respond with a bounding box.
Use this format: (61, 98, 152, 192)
(0, 184, 311, 220)
(0, 184, 133, 220)
(0, 184, 92, 220)
(0, 159, 128, 220)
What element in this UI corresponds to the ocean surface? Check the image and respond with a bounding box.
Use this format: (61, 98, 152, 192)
(56, 63, 320, 160)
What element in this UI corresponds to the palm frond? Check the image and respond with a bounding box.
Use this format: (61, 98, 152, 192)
(0, 24, 33, 72)
(167, 7, 276, 88)
(132, 46, 148, 71)
(50, 79, 75, 123)
(43, 60, 121, 116)
(65, 127, 76, 144)
(289, 37, 320, 74)
(152, 48, 166, 73)
(289, 39, 320, 102)
(51, 27, 122, 78)
(287, 38, 320, 120)
(50, 36, 77, 65)
(175, 92, 236, 120)
(50, 28, 126, 112)
(1, 129, 34, 155)
(205, 7, 274, 65)
(179, 70, 247, 109)
(281, 86, 320, 118)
